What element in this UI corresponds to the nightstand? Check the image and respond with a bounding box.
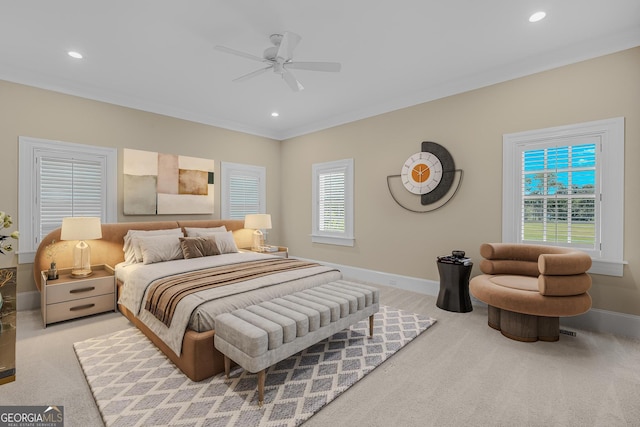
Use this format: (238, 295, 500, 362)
(40, 265, 116, 327)
(244, 246, 289, 258)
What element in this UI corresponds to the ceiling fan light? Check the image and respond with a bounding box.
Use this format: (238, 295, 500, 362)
(68, 50, 83, 59)
(529, 11, 546, 23)
(271, 112, 279, 117)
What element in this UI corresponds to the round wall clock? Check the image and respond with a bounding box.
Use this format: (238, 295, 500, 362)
(401, 151, 443, 195)
(401, 141, 456, 205)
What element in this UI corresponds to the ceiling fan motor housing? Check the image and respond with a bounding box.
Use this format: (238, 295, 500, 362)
(263, 46, 279, 61)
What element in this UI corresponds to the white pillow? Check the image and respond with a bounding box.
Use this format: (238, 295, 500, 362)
(123, 228, 183, 263)
(138, 234, 184, 265)
(185, 226, 227, 237)
(210, 231, 239, 254)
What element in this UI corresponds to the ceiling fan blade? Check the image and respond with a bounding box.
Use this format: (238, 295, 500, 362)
(276, 31, 302, 61)
(214, 45, 267, 63)
(285, 61, 341, 72)
(282, 69, 304, 92)
(232, 66, 273, 82)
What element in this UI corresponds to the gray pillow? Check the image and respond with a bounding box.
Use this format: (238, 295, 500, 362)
(209, 231, 239, 254)
(184, 226, 227, 237)
(138, 234, 184, 264)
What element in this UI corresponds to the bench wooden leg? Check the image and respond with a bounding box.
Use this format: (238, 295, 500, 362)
(369, 315, 374, 337)
(257, 370, 265, 407)
(224, 355, 230, 379)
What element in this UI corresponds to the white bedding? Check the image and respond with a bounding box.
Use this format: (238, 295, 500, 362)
(117, 252, 341, 356)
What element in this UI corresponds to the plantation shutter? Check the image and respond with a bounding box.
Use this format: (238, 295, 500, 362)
(519, 140, 598, 249)
(38, 156, 105, 241)
(311, 158, 354, 246)
(318, 170, 346, 232)
(228, 173, 260, 219)
(220, 162, 266, 220)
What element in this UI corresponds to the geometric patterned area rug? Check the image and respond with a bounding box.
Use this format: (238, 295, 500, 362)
(74, 305, 436, 427)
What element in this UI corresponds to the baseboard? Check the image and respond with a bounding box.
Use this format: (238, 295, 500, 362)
(20, 258, 638, 340)
(559, 308, 640, 340)
(306, 258, 441, 296)
(16, 290, 40, 311)
(301, 257, 640, 341)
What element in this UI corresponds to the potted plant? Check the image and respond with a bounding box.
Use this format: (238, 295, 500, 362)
(44, 239, 67, 280)
(0, 211, 18, 384)
(0, 211, 19, 312)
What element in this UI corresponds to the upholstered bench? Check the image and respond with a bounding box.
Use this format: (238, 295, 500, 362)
(214, 280, 380, 405)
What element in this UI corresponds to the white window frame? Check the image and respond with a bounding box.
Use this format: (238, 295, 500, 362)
(18, 137, 117, 264)
(220, 162, 266, 220)
(312, 158, 355, 246)
(503, 117, 625, 276)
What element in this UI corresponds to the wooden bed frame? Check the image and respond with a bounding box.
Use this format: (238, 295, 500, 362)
(33, 219, 253, 381)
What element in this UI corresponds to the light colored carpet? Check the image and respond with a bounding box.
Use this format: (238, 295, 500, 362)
(1, 283, 639, 427)
(73, 305, 435, 426)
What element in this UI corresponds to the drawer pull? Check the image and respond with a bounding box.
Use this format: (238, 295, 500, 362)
(70, 303, 95, 311)
(70, 286, 95, 294)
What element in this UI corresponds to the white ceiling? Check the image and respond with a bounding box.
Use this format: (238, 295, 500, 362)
(1, 1, 639, 140)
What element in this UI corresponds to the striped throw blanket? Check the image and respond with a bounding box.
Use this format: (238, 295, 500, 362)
(145, 258, 320, 327)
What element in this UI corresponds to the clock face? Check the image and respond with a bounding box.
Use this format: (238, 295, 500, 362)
(398, 141, 456, 206)
(401, 152, 443, 195)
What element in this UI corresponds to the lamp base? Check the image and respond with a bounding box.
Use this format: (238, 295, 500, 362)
(252, 230, 265, 251)
(70, 269, 93, 278)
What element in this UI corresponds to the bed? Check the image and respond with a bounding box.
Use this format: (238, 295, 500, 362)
(33, 220, 341, 381)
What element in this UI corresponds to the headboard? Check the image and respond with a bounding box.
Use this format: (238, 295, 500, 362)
(33, 219, 252, 290)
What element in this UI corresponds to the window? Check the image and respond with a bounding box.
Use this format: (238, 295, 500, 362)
(520, 142, 598, 247)
(220, 162, 266, 219)
(18, 137, 117, 264)
(312, 159, 354, 246)
(503, 117, 624, 276)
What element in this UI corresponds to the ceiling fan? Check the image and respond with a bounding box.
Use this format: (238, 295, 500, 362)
(214, 31, 341, 92)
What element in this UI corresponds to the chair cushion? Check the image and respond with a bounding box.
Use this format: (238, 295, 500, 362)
(470, 274, 591, 317)
(488, 275, 538, 292)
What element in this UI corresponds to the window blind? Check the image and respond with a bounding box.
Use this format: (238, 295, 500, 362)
(520, 143, 597, 248)
(227, 174, 260, 220)
(39, 157, 104, 241)
(221, 162, 266, 220)
(318, 170, 346, 232)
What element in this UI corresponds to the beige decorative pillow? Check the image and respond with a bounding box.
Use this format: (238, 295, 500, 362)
(123, 228, 183, 264)
(210, 231, 239, 254)
(184, 226, 227, 237)
(179, 236, 221, 259)
(137, 234, 184, 264)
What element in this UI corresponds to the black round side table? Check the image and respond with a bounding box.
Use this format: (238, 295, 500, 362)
(436, 257, 473, 313)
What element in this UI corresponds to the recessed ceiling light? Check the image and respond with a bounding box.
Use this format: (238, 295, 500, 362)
(68, 51, 83, 59)
(271, 112, 279, 117)
(529, 11, 546, 23)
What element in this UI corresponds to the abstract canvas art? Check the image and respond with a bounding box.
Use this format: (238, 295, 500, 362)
(124, 148, 215, 215)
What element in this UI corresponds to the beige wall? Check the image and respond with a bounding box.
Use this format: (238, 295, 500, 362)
(0, 80, 281, 294)
(281, 47, 640, 317)
(2, 47, 639, 317)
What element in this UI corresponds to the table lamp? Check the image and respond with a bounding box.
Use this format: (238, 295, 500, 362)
(244, 214, 272, 251)
(60, 217, 102, 277)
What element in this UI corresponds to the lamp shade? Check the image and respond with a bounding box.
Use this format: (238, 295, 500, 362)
(60, 217, 102, 241)
(244, 214, 272, 230)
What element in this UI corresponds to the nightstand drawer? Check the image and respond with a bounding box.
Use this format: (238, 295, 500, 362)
(46, 294, 115, 324)
(46, 276, 114, 304)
